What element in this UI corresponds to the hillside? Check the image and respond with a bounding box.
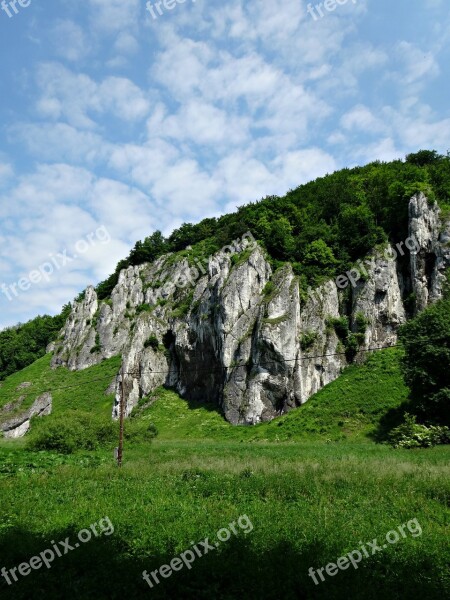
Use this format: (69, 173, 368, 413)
(45, 190, 449, 428)
(1, 151, 450, 384)
(1, 153, 449, 600)
(1, 347, 406, 442)
(0, 346, 448, 600)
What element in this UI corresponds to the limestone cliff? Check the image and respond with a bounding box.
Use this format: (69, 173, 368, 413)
(50, 194, 450, 425)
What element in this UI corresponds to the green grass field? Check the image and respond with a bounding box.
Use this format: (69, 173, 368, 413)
(0, 349, 449, 599)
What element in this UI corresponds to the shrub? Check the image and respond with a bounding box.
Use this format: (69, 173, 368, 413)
(389, 413, 450, 449)
(136, 303, 152, 314)
(144, 335, 159, 351)
(124, 420, 158, 443)
(262, 281, 275, 298)
(300, 331, 318, 351)
(398, 298, 450, 424)
(26, 412, 116, 454)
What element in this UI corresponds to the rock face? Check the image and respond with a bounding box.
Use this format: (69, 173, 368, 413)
(51, 194, 450, 425)
(409, 193, 450, 311)
(0, 393, 52, 439)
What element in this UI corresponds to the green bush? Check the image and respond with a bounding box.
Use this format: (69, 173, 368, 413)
(26, 412, 116, 454)
(399, 298, 450, 424)
(300, 331, 318, 351)
(389, 413, 450, 449)
(124, 420, 158, 443)
(262, 281, 274, 296)
(144, 335, 159, 350)
(136, 303, 152, 314)
(26, 411, 158, 453)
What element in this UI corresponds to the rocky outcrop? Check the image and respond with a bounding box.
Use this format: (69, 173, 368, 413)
(409, 193, 450, 311)
(0, 393, 52, 439)
(50, 195, 450, 425)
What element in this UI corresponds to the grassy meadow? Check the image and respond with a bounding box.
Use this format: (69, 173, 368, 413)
(0, 349, 449, 599)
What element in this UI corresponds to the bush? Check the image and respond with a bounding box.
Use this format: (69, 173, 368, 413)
(389, 413, 450, 449)
(26, 411, 158, 453)
(124, 420, 158, 443)
(398, 299, 450, 424)
(26, 412, 116, 454)
(300, 331, 318, 351)
(144, 335, 159, 350)
(136, 303, 152, 314)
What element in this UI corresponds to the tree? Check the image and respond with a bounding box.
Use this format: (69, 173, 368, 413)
(398, 299, 450, 425)
(303, 239, 338, 276)
(128, 231, 168, 265)
(405, 150, 442, 166)
(266, 217, 296, 260)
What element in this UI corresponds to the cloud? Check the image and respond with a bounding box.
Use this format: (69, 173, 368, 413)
(340, 105, 386, 134)
(87, 0, 141, 33)
(49, 19, 91, 62)
(35, 64, 150, 128)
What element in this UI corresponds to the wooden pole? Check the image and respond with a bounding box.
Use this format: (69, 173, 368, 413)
(117, 364, 125, 467)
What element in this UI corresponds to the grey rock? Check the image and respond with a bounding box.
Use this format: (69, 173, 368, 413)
(1, 392, 52, 439)
(50, 195, 449, 425)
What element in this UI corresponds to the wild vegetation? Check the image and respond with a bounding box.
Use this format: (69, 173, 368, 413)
(0, 348, 449, 599)
(0, 307, 71, 381)
(1, 151, 449, 384)
(1, 151, 449, 597)
(96, 150, 450, 299)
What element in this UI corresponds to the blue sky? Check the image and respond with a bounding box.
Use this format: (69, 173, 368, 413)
(0, 0, 449, 328)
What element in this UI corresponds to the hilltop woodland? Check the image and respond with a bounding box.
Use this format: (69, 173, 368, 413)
(1, 150, 449, 428)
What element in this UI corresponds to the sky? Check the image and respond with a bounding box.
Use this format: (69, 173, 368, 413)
(0, 0, 449, 329)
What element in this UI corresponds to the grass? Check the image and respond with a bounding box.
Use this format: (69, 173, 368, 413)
(0, 354, 121, 422)
(0, 348, 448, 599)
(0, 440, 448, 599)
(134, 348, 408, 442)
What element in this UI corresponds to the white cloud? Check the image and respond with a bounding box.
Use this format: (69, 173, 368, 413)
(49, 20, 91, 62)
(87, 0, 141, 33)
(386, 42, 440, 96)
(35, 64, 150, 128)
(340, 105, 386, 133)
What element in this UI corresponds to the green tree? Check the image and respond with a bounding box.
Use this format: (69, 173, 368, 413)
(303, 239, 338, 277)
(266, 217, 296, 260)
(398, 299, 450, 425)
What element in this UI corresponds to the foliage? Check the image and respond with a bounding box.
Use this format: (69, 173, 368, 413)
(170, 291, 194, 319)
(25, 410, 158, 454)
(389, 413, 450, 448)
(262, 281, 276, 298)
(94, 151, 450, 301)
(136, 303, 152, 314)
(144, 335, 159, 351)
(300, 331, 318, 351)
(325, 314, 367, 362)
(0, 305, 72, 381)
(398, 299, 450, 424)
(25, 411, 117, 454)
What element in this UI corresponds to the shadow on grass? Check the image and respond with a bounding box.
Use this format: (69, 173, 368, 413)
(0, 526, 446, 600)
(369, 400, 411, 443)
